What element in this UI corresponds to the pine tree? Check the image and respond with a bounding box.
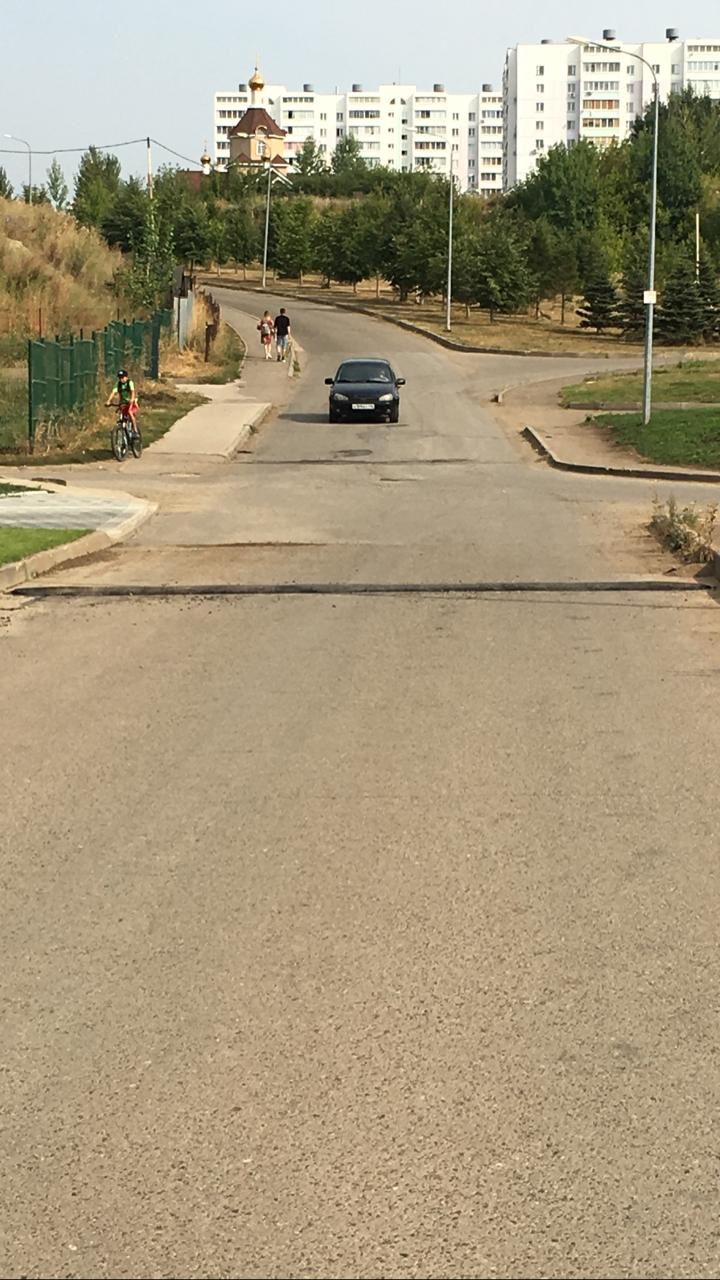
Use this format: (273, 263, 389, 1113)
(698, 257, 720, 341)
(657, 255, 706, 345)
(576, 266, 621, 333)
(0, 166, 13, 199)
(619, 231, 649, 339)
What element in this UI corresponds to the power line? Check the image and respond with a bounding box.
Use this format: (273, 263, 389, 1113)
(151, 139, 202, 169)
(0, 138, 147, 156)
(0, 137, 201, 168)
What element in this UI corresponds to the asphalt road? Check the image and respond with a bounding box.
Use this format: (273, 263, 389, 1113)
(2, 296, 720, 1280)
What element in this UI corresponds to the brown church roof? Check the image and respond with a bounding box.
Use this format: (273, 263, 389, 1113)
(228, 107, 286, 139)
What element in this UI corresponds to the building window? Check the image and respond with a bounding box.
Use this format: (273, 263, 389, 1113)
(337, 112, 344, 121)
(627, 103, 635, 113)
(452, 127, 459, 135)
(672, 63, 681, 73)
(337, 127, 344, 137)
(537, 84, 544, 92)
(469, 111, 476, 121)
(568, 101, 576, 111)
(568, 64, 577, 76)
(452, 111, 459, 119)
(536, 64, 544, 75)
(537, 102, 544, 111)
(469, 127, 476, 136)
(536, 121, 544, 130)
(536, 140, 545, 149)
(320, 112, 327, 120)
(652, 64, 660, 73)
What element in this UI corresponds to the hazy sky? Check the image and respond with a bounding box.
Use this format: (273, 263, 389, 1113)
(1, 0, 717, 192)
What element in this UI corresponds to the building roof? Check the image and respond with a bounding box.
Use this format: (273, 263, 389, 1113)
(228, 107, 286, 139)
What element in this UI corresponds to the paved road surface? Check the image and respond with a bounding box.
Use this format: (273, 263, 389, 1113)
(2, 296, 720, 1280)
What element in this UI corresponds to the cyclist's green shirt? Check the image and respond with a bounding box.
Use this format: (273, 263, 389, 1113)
(115, 378, 136, 406)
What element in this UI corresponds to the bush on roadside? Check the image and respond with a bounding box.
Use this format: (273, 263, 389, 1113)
(649, 496, 718, 562)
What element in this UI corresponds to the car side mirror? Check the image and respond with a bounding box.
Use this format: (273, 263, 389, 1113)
(396, 377, 406, 386)
(324, 377, 334, 385)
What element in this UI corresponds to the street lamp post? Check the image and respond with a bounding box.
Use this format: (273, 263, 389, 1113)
(446, 149, 456, 332)
(3, 133, 32, 202)
(568, 37, 659, 424)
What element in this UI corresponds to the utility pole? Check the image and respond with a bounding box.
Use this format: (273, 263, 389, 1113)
(146, 137, 154, 198)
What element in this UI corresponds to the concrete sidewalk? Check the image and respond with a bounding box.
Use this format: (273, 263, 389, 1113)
(148, 383, 270, 458)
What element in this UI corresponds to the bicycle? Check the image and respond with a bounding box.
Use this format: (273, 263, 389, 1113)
(111, 408, 142, 461)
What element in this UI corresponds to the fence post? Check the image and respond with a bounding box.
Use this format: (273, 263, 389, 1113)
(27, 339, 34, 454)
(149, 312, 161, 380)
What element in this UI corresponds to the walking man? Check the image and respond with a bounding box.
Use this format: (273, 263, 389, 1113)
(274, 308, 291, 362)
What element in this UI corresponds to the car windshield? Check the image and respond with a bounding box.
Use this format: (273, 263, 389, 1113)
(336, 362, 393, 384)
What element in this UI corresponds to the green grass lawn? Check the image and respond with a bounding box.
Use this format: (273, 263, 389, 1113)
(562, 361, 720, 408)
(0, 527, 88, 566)
(592, 407, 720, 468)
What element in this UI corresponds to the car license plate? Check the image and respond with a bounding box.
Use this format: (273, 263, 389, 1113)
(352, 402, 374, 410)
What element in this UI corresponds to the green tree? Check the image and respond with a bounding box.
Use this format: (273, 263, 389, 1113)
(124, 200, 174, 312)
(331, 135, 367, 176)
(657, 254, 706, 344)
(295, 138, 327, 176)
(173, 203, 211, 264)
(474, 215, 534, 320)
(74, 146, 122, 229)
(508, 141, 603, 236)
(525, 217, 582, 318)
(576, 262, 622, 333)
(102, 177, 148, 252)
(312, 206, 343, 283)
(270, 198, 316, 280)
(0, 167, 12, 199)
(46, 158, 69, 210)
(224, 204, 259, 276)
(630, 91, 705, 239)
(22, 185, 50, 205)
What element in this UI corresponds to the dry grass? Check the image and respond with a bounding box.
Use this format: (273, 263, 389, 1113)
(0, 198, 121, 361)
(650, 496, 718, 563)
(160, 291, 244, 384)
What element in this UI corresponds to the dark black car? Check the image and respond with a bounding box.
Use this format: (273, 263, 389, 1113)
(325, 358, 405, 423)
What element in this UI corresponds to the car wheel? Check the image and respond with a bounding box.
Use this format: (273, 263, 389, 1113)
(389, 403, 400, 424)
(329, 409, 340, 423)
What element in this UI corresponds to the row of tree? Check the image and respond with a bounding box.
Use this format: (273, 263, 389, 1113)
(3, 90, 720, 343)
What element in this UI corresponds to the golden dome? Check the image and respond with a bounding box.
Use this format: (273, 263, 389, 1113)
(200, 147, 212, 167)
(249, 65, 265, 92)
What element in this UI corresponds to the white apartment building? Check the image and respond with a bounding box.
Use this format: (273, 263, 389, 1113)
(213, 76, 504, 195)
(504, 29, 720, 188)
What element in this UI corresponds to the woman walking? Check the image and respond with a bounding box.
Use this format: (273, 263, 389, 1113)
(258, 311, 274, 360)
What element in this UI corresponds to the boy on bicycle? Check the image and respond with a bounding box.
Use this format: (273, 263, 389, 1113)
(106, 369, 139, 435)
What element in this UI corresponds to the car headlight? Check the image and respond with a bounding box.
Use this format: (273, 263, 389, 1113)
(332, 392, 349, 402)
(378, 393, 394, 402)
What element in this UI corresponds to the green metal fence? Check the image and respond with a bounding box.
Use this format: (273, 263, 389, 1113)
(27, 309, 173, 450)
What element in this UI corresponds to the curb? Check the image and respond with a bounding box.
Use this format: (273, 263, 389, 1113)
(522, 425, 720, 485)
(206, 279, 612, 360)
(0, 496, 157, 593)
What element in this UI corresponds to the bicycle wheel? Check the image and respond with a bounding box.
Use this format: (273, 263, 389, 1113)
(131, 426, 143, 459)
(111, 424, 128, 461)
